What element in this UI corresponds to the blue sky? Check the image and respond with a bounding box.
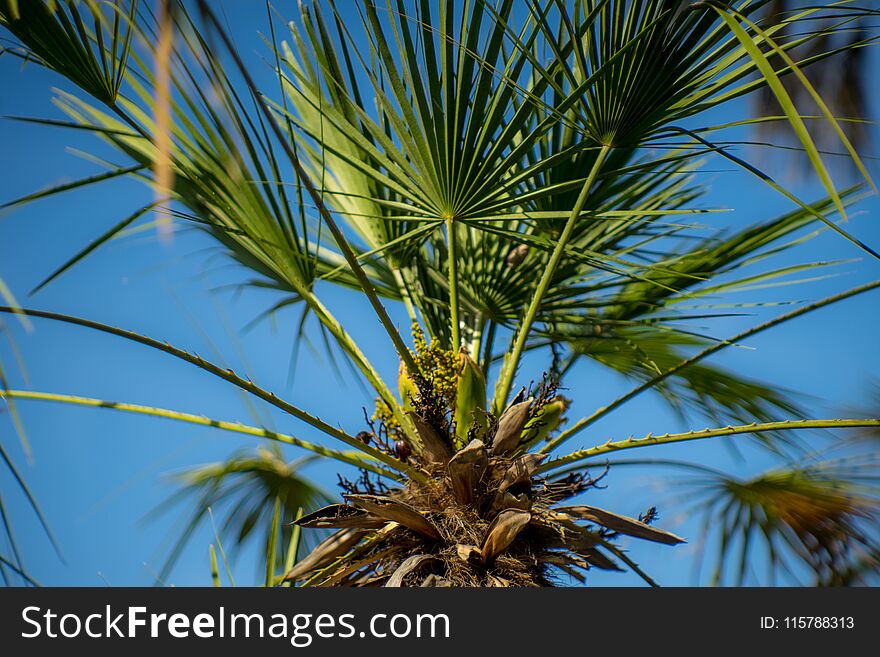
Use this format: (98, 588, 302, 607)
(1, 2, 879, 587)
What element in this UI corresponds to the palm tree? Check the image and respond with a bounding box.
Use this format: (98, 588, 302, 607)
(1, 0, 879, 586)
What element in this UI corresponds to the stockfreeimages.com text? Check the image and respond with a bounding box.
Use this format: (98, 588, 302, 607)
(21, 605, 450, 646)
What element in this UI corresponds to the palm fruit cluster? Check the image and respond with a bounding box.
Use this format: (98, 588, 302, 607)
(288, 328, 683, 586)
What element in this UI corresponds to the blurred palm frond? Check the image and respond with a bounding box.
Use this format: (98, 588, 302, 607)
(150, 446, 332, 584)
(684, 456, 880, 586)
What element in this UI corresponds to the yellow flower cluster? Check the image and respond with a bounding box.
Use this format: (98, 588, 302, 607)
(409, 322, 459, 410)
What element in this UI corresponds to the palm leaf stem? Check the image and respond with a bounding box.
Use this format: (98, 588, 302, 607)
(0, 554, 39, 587)
(1, 389, 401, 480)
(0, 306, 421, 480)
(0, 434, 63, 559)
(446, 216, 461, 349)
(539, 419, 880, 474)
(493, 144, 611, 413)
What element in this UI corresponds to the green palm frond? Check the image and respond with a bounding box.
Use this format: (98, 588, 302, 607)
(553, 450, 880, 586)
(0, 0, 136, 107)
(566, 328, 805, 441)
(150, 446, 332, 584)
(549, 279, 880, 452)
(0, 419, 60, 586)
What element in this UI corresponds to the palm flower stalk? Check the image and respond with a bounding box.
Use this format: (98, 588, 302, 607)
(2, 0, 880, 586)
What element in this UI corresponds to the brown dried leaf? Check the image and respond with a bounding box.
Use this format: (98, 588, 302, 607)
(421, 574, 452, 587)
(499, 453, 547, 494)
(455, 544, 482, 564)
(385, 554, 438, 587)
(557, 505, 685, 545)
(283, 529, 366, 581)
(408, 411, 453, 463)
(447, 439, 488, 505)
(578, 548, 622, 571)
(555, 563, 587, 582)
(346, 494, 443, 542)
(544, 519, 622, 572)
(316, 547, 397, 587)
(491, 491, 532, 514)
(480, 508, 531, 562)
(487, 574, 512, 587)
(351, 574, 390, 587)
(507, 387, 526, 407)
(491, 400, 532, 454)
(489, 453, 546, 513)
(542, 516, 610, 565)
(544, 553, 588, 582)
(296, 504, 387, 529)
